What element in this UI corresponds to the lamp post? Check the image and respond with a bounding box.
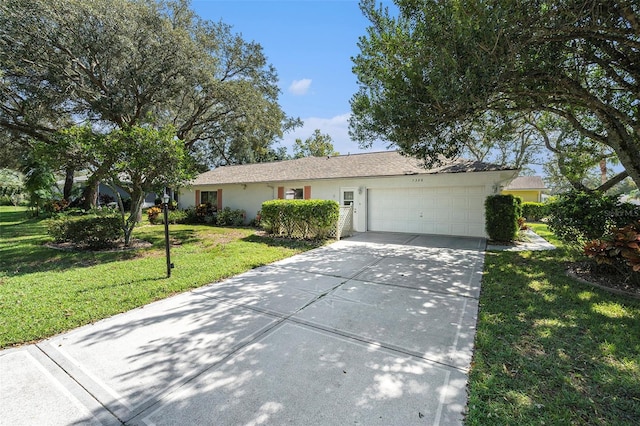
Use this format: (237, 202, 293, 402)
(163, 192, 173, 278)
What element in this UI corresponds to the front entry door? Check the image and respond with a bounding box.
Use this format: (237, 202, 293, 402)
(341, 187, 358, 230)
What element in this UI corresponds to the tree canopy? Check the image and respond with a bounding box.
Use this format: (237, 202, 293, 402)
(0, 0, 294, 168)
(351, 0, 640, 186)
(293, 129, 339, 158)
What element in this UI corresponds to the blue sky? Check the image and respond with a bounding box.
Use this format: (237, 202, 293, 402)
(190, 0, 392, 156)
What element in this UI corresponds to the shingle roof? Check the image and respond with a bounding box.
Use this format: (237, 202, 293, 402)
(192, 151, 514, 185)
(504, 176, 546, 190)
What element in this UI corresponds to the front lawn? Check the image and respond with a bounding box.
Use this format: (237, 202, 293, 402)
(467, 223, 640, 425)
(0, 206, 321, 348)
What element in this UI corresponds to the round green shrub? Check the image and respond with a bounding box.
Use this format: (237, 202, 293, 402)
(48, 215, 122, 249)
(166, 209, 188, 224)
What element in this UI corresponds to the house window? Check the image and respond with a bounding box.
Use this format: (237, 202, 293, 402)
(200, 191, 218, 205)
(285, 188, 304, 200)
(343, 190, 354, 206)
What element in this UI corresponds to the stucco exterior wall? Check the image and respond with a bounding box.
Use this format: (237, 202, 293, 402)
(179, 170, 515, 237)
(501, 189, 542, 203)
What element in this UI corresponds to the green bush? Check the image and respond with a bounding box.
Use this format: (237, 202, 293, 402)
(216, 207, 245, 226)
(485, 194, 520, 242)
(48, 215, 122, 249)
(547, 190, 640, 248)
(166, 209, 188, 224)
(153, 210, 189, 225)
(47, 217, 70, 242)
(261, 199, 339, 240)
(522, 202, 548, 221)
(181, 207, 199, 224)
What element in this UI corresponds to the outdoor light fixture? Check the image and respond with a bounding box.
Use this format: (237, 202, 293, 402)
(162, 192, 174, 278)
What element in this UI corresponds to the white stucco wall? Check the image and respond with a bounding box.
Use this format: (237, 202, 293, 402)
(178, 170, 515, 237)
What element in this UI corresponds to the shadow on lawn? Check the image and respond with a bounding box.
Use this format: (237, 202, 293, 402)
(468, 248, 640, 425)
(242, 233, 325, 251)
(0, 211, 164, 277)
(0, 239, 148, 277)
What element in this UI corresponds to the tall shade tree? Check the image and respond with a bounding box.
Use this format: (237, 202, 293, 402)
(351, 0, 640, 186)
(460, 112, 544, 172)
(293, 129, 340, 158)
(0, 0, 295, 205)
(528, 113, 627, 192)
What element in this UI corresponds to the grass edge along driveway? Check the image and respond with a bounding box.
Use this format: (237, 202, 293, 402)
(0, 206, 321, 348)
(466, 223, 640, 425)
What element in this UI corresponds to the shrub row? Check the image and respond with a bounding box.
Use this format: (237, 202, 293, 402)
(547, 190, 640, 248)
(521, 202, 548, 221)
(261, 199, 339, 240)
(48, 215, 122, 249)
(148, 205, 245, 226)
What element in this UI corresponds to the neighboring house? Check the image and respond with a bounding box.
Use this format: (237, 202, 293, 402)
(180, 151, 517, 238)
(56, 174, 159, 208)
(501, 176, 547, 202)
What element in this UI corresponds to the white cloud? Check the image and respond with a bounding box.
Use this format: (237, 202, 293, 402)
(288, 78, 312, 95)
(282, 113, 390, 156)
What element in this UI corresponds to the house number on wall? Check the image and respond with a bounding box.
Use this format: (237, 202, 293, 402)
(411, 178, 424, 182)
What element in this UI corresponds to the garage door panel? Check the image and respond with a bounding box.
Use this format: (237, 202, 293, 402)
(451, 198, 468, 209)
(449, 211, 468, 222)
(367, 186, 486, 237)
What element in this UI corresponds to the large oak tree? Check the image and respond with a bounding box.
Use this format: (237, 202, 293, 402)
(350, 0, 640, 186)
(0, 0, 294, 206)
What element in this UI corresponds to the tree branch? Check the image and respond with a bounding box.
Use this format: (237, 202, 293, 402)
(596, 170, 630, 192)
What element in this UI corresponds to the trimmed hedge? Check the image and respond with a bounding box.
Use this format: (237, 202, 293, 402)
(485, 194, 521, 242)
(547, 190, 640, 248)
(261, 199, 339, 240)
(521, 202, 548, 221)
(48, 215, 122, 249)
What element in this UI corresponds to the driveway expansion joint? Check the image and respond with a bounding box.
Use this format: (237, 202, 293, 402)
(4, 232, 483, 426)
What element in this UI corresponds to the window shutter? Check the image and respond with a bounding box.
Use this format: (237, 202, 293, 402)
(217, 189, 223, 211)
(195, 190, 200, 205)
(277, 186, 284, 199)
(304, 186, 311, 200)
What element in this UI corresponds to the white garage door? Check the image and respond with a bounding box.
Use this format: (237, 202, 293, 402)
(367, 186, 486, 237)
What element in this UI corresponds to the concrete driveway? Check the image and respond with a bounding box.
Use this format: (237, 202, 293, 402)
(1, 232, 486, 426)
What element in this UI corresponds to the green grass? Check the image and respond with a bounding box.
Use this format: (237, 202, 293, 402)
(0, 206, 321, 348)
(467, 223, 640, 425)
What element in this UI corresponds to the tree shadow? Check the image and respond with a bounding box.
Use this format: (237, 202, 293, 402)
(468, 249, 640, 424)
(51, 274, 470, 425)
(0, 216, 202, 278)
(242, 233, 325, 251)
(0, 237, 153, 277)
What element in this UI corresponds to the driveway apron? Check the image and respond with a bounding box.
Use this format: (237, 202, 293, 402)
(1, 232, 486, 426)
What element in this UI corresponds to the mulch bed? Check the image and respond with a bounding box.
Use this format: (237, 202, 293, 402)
(567, 261, 640, 300)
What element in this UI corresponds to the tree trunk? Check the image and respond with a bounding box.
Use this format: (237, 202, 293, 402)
(122, 191, 145, 246)
(607, 134, 640, 192)
(81, 178, 99, 210)
(599, 159, 607, 185)
(596, 114, 640, 190)
(63, 167, 75, 201)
